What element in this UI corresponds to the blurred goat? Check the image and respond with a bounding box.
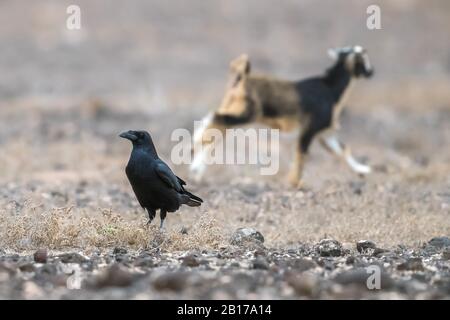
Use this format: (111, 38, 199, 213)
(191, 46, 374, 188)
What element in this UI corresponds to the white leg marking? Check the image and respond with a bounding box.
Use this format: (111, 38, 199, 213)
(323, 135, 344, 154)
(193, 112, 213, 145)
(344, 150, 372, 174)
(190, 113, 214, 181)
(322, 135, 372, 175)
(190, 143, 212, 182)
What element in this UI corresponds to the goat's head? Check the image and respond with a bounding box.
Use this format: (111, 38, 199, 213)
(328, 46, 374, 78)
(217, 54, 255, 116)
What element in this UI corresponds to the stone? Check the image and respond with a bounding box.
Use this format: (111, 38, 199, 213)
(397, 258, 424, 271)
(285, 272, 318, 297)
(316, 239, 343, 257)
(334, 268, 394, 289)
(58, 253, 88, 264)
(252, 257, 269, 270)
(22, 281, 44, 299)
(89, 264, 135, 288)
(442, 248, 450, 260)
(346, 256, 356, 265)
(230, 228, 264, 246)
(356, 240, 377, 253)
(37, 264, 58, 275)
(427, 237, 450, 249)
(113, 247, 128, 255)
(153, 272, 188, 292)
(181, 255, 200, 267)
(18, 263, 35, 273)
(134, 254, 155, 268)
(33, 249, 48, 263)
(372, 248, 389, 256)
(278, 258, 316, 272)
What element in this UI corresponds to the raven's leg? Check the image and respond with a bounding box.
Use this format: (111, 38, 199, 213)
(146, 208, 156, 225)
(159, 210, 167, 229)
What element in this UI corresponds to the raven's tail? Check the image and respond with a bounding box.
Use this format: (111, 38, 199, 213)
(182, 191, 203, 207)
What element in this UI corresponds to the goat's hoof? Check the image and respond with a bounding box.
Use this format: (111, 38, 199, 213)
(288, 172, 301, 188)
(288, 178, 304, 190)
(296, 182, 305, 190)
(356, 165, 372, 177)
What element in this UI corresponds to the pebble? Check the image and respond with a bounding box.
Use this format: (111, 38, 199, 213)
(230, 228, 265, 246)
(316, 239, 343, 257)
(356, 240, 377, 253)
(33, 249, 48, 263)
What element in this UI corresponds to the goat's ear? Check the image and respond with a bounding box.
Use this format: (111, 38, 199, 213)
(327, 48, 339, 60)
(229, 54, 251, 75)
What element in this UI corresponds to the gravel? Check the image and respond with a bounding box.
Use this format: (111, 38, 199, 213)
(1, 237, 449, 299)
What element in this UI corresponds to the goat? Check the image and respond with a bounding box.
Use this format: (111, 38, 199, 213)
(190, 46, 374, 188)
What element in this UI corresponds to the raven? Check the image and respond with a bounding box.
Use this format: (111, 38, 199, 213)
(119, 130, 203, 229)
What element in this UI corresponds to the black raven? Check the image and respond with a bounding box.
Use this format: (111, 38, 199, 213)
(119, 130, 203, 229)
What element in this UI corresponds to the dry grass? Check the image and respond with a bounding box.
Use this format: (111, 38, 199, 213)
(0, 204, 225, 252)
(0, 182, 447, 252)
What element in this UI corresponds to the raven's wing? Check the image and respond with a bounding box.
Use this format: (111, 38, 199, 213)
(154, 159, 183, 192)
(177, 176, 186, 186)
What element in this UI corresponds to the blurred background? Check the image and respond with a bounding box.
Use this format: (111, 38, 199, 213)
(0, 0, 449, 249)
(1, 0, 450, 102)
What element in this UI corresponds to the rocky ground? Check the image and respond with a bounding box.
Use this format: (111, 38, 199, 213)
(1, 232, 450, 299)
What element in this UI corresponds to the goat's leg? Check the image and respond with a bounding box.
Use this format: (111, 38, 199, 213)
(288, 148, 306, 188)
(190, 110, 256, 181)
(189, 113, 228, 182)
(288, 129, 315, 188)
(319, 133, 371, 175)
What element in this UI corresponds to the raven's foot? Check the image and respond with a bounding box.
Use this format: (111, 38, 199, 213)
(146, 209, 156, 226)
(159, 210, 167, 230)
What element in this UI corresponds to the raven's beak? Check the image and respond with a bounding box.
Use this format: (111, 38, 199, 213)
(119, 131, 138, 141)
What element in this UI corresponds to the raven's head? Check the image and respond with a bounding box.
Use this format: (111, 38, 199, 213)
(119, 130, 153, 147)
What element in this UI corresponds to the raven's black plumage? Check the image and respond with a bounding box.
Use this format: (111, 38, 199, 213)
(120, 130, 203, 228)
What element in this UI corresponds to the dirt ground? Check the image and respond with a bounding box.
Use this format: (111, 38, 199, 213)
(0, 0, 449, 299)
